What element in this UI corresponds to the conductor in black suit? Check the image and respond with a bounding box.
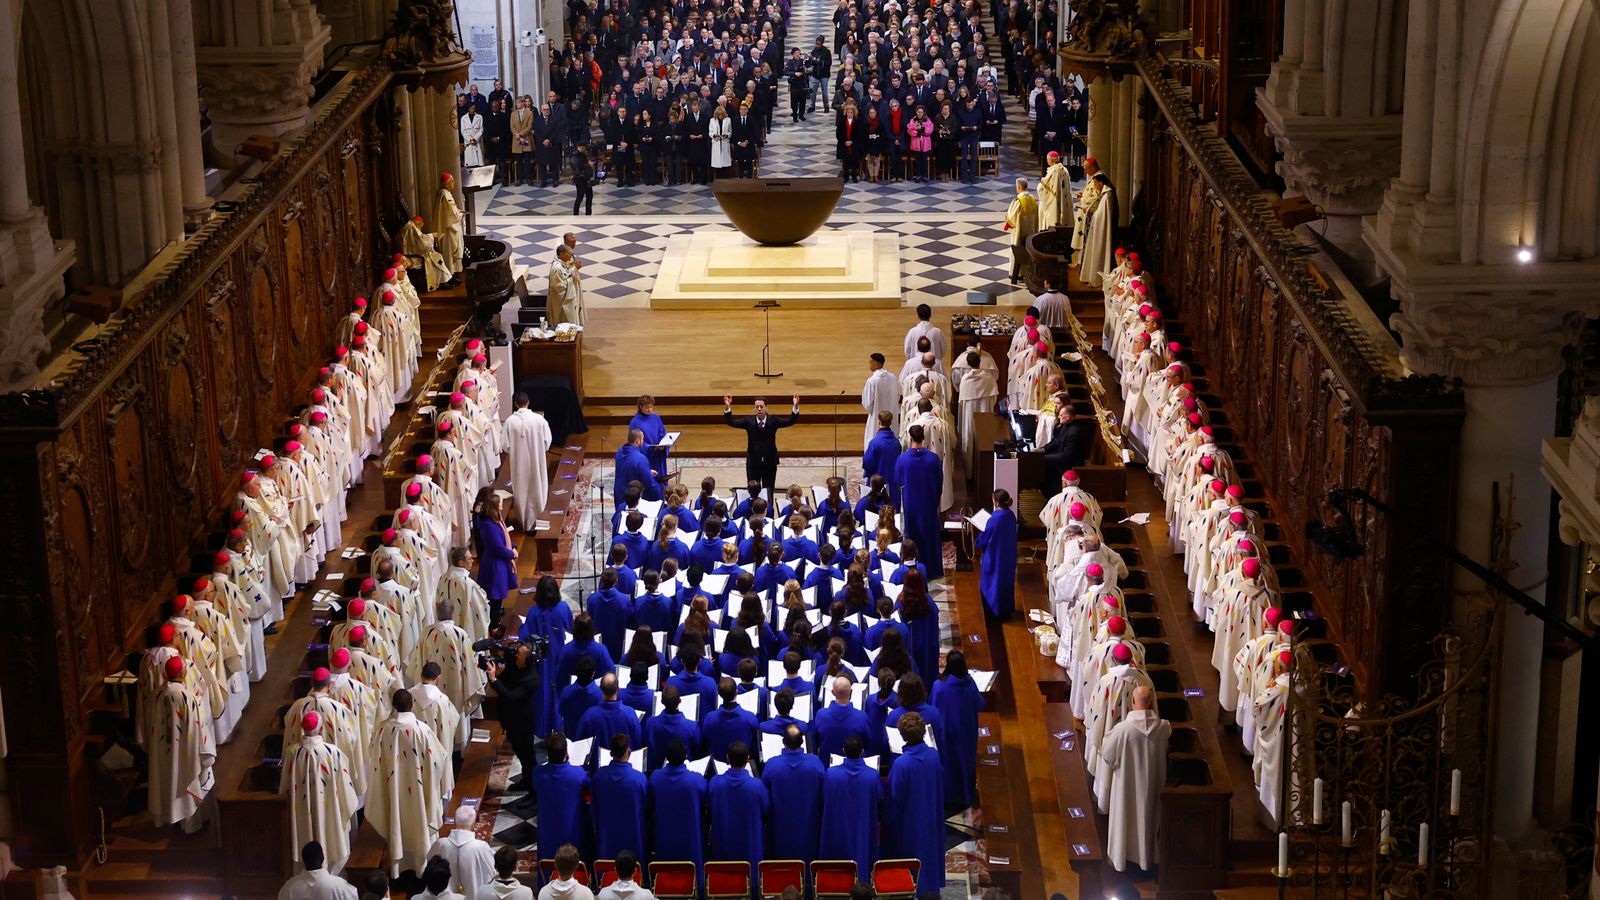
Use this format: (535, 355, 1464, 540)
(1040, 400, 1096, 491)
(723, 393, 800, 497)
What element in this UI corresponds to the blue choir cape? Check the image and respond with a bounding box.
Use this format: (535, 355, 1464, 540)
(613, 567, 638, 598)
(887, 702, 945, 750)
(518, 603, 571, 736)
(630, 411, 669, 473)
(662, 502, 701, 533)
(976, 507, 1018, 619)
(900, 604, 942, 684)
(819, 757, 881, 877)
(781, 534, 822, 565)
(894, 447, 945, 578)
(759, 713, 806, 736)
(573, 699, 644, 761)
(709, 767, 771, 867)
(815, 497, 849, 529)
(614, 443, 662, 504)
(591, 759, 648, 859)
(617, 529, 651, 568)
(644, 709, 701, 770)
(633, 591, 678, 634)
(863, 688, 900, 757)
(649, 763, 708, 866)
(930, 674, 984, 810)
(556, 681, 602, 734)
(665, 670, 719, 721)
(753, 562, 797, 598)
(809, 701, 871, 760)
(887, 741, 946, 892)
(619, 684, 656, 718)
(689, 534, 728, 572)
(863, 428, 903, 505)
(532, 761, 591, 861)
(645, 537, 689, 572)
(586, 588, 636, 660)
(761, 748, 826, 862)
(555, 637, 616, 687)
(701, 703, 760, 761)
(864, 619, 911, 653)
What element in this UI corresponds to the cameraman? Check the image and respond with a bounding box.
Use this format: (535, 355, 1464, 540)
(486, 640, 540, 790)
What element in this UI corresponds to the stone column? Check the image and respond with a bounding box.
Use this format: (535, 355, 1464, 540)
(147, 0, 188, 242)
(0, 0, 75, 388)
(167, 0, 214, 225)
(196, 0, 332, 156)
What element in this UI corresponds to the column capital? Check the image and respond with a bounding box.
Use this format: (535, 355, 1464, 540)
(1543, 401, 1600, 548)
(196, 2, 330, 151)
(1256, 100, 1402, 216)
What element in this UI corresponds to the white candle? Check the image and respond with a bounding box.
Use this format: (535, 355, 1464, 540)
(1450, 769, 1462, 816)
(1418, 822, 1429, 866)
(1341, 801, 1353, 846)
(1313, 777, 1324, 824)
(1380, 809, 1391, 853)
(1278, 831, 1289, 875)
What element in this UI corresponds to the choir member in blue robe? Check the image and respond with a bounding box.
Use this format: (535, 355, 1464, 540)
(894, 426, 945, 579)
(586, 570, 635, 660)
(734, 658, 770, 716)
(738, 519, 770, 564)
(814, 476, 850, 531)
(614, 431, 662, 506)
(780, 514, 822, 565)
(692, 477, 721, 512)
(709, 742, 770, 870)
(773, 655, 811, 698)
(556, 657, 603, 734)
(616, 511, 651, 568)
(865, 598, 912, 650)
(760, 687, 806, 736)
(809, 674, 871, 759)
(611, 487, 642, 537)
(591, 732, 648, 859)
(533, 733, 592, 863)
(644, 685, 701, 769)
(516, 576, 571, 736)
(888, 541, 929, 584)
(619, 662, 656, 718)
(630, 395, 670, 475)
(687, 517, 725, 567)
(976, 489, 1019, 620)
(729, 481, 763, 520)
(701, 677, 761, 761)
(863, 421, 902, 506)
(802, 545, 846, 598)
(818, 735, 880, 877)
(633, 573, 678, 634)
(886, 712, 947, 894)
(761, 724, 826, 863)
(863, 668, 900, 757)
(930, 650, 983, 811)
(660, 494, 701, 533)
(732, 593, 782, 659)
(574, 673, 644, 762)
(646, 518, 691, 572)
(666, 643, 719, 720)
(555, 614, 616, 687)
(716, 627, 760, 681)
(886, 673, 945, 761)
(753, 544, 797, 600)
(648, 738, 708, 868)
(855, 474, 894, 522)
(896, 569, 943, 681)
(823, 602, 868, 665)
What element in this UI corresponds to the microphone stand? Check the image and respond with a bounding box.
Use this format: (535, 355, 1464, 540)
(754, 299, 783, 379)
(833, 389, 845, 479)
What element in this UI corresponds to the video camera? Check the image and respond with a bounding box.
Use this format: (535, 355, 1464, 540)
(474, 634, 549, 671)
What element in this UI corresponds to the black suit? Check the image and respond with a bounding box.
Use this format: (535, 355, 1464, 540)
(1041, 416, 1095, 490)
(724, 407, 798, 494)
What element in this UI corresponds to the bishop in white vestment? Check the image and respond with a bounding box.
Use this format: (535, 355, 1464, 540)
(148, 657, 217, 829)
(366, 690, 455, 877)
(504, 395, 553, 528)
(281, 714, 360, 874)
(435, 174, 464, 275)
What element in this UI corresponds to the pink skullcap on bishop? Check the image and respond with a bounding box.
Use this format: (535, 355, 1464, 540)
(1035, 341, 1048, 354)
(310, 411, 326, 423)
(466, 339, 482, 351)
(159, 623, 176, 644)
(172, 593, 190, 613)
(1278, 619, 1294, 636)
(312, 388, 326, 402)
(231, 509, 246, 523)
(397, 508, 411, 524)
(194, 577, 212, 594)
(1070, 501, 1087, 518)
(361, 577, 376, 592)
(1086, 563, 1104, 578)
(1168, 341, 1182, 354)
(241, 472, 256, 484)
(349, 598, 366, 617)
(1201, 425, 1213, 438)
(461, 380, 476, 391)
(1182, 397, 1198, 412)
(472, 354, 487, 365)
(1238, 539, 1255, 552)
(335, 345, 349, 357)
(382, 527, 397, 542)
(437, 420, 453, 434)
(1264, 606, 1284, 626)
(284, 440, 302, 454)
(1024, 314, 1037, 327)
(382, 291, 395, 305)
(349, 624, 367, 643)
(1111, 643, 1133, 663)
(1137, 332, 1150, 343)
(301, 712, 320, 733)
(1103, 595, 1120, 610)
(164, 656, 185, 679)
(352, 336, 366, 349)
(1116, 246, 1127, 256)
(314, 666, 330, 681)
(1047, 150, 1060, 161)
(353, 296, 367, 309)
(1187, 413, 1202, 426)
(1106, 615, 1126, 634)
(417, 454, 432, 468)
(1063, 469, 1079, 482)
(1229, 510, 1247, 526)
(406, 482, 422, 498)
(319, 366, 331, 378)
(287, 423, 302, 437)
(227, 528, 245, 541)
(1209, 478, 1226, 493)
(392, 253, 405, 264)
(1242, 558, 1261, 578)
(385, 267, 397, 279)
(1278, 649, 1292, 666)
(1138, 304, 1152, 316)
(1199, 455, 1215, 471)
(1227, 485, 1245, 498)
(260, 453, 277, 468)
(331, 648, 351, 667)
(1026, 328, 1039, 342)
(451, 391, 466, 405)
(1148, 310, 1162, 322)
(213, 549, 231, 566)
(354, 321, 368, 335)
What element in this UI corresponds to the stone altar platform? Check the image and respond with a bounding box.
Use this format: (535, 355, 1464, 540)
(649, 229, 902, 308)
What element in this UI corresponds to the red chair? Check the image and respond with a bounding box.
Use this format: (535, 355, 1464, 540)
(592, 859, 616, 888)
(811, 859, 858, 898)
(704, 860, 752, 899)
(650, 860, 698, 899)
(537, 859, 589, 886)
(758, 859, 806, 897)
(872, 859, 922, 899)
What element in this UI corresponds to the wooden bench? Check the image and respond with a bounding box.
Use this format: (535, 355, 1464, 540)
(529, 435, 588, 570)
(1042, 702, 1108, 895)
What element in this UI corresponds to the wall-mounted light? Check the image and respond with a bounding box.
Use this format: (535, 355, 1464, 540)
(1517, 247, 1535, 264)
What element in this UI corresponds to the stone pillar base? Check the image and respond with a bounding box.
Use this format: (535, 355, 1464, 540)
(0, 210, 75, 390)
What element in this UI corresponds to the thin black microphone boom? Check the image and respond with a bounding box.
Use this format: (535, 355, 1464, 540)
(833, 389, 845, 479)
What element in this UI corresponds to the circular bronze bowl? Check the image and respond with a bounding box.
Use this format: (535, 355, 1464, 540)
(713, 176, 845, 245)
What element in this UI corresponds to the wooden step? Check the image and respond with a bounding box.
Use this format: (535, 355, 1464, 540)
(80, 861, 224, 897)
(586, 401, 869, 426)
(584, 421, 873, 459)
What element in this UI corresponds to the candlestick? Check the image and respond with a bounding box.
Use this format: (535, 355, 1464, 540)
(1418, 822, 1430, 866)
(1380, 809, 1391, 854)
(1278, 831, 1289, 876)
(1313, 777, 1324, 824)
(1450, 768, 1462, 816)
(1341, 800, 1353, 847)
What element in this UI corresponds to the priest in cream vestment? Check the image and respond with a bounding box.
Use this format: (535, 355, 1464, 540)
(435, 174, 464, 276)
(281, 713, 360, 874)
(366, 689, 455, 877)
(1100, 686, 1170, 872)
(504, 394, 553, 528)
(548, 245, 585, 326)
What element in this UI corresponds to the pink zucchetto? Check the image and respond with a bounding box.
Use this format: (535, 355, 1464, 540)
(361, 578, 377, 592)
(1111, 643, 1133, 663)
(1063, 470, 1079, 483)
(349, 625, 367, 644)
(450, 391, 466, 405)
(1226, 485, 1244, 499)
(284, 440, 302, 454)
(349, 599, 366, 617)
(353, 297, 367, 309)
(1070, 502, 1087, 519)
(1264, 607, 1284, 627)
(1209, 479, 1226, 494)
(1199, 455, 1215, 471)
(1106, 615, 1126, 634)
(331, 648, 351, 668)
(382, 527, 397, 542)
(1086, 563, 1104, 578)
(1242, 558, 1261, 578)
(165, 657, 185, 679)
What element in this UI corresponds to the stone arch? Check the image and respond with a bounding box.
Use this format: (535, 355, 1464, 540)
(1457, 0, 1600, 265)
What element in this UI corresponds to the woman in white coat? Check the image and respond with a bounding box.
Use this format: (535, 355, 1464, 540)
(709, 105, 733, 176)
(460, 109, 485, 167)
